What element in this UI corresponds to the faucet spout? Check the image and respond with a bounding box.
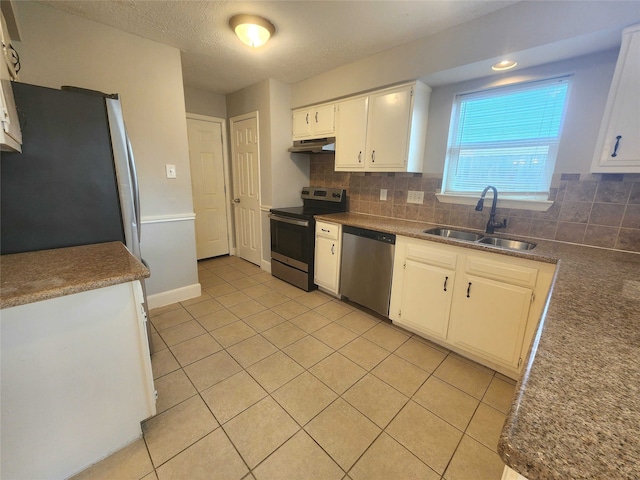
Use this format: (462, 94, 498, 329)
(476, 186, 506, 234)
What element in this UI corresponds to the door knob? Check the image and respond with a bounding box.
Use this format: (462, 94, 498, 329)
(233, 198, 240, 203)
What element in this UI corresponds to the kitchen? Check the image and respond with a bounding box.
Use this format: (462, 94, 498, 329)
(1, 1, 639, 479)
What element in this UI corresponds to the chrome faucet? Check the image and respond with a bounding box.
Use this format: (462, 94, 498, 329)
(475, 186, 507, 234)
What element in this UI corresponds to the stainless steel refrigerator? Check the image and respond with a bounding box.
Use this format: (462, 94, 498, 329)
(1, 82, 152, 349)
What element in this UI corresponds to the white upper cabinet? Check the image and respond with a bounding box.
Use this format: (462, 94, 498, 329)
(591, 23, 640, 173)
(292, 103, 335, 140)
(0, 11, 21, 153)
(334, 96, 369, 170)
(335, 81, 430, 173)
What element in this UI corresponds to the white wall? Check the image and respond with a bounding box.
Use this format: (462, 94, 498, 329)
(14, 2, 198, 300)
(424, 49, 618, 175)
(291, 1, 640, 107)
(269, 79, 310, 208)
(184, 85, 227, 118)
(226, 79, 309, 267)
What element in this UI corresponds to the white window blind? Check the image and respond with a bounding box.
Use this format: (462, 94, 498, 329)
(442, 76, 571, 199)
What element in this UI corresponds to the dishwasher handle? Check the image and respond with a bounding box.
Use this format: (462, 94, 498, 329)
(343, 225, 396, 245)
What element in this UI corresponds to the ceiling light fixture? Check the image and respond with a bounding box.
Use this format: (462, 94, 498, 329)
(229, 14, 275, 48)
(492, 60, 518, 71)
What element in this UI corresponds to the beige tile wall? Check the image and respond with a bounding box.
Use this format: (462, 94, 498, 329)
(309, 154, 640, 253)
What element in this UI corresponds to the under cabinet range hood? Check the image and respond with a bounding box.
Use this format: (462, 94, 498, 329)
(288, 137, 335, 154)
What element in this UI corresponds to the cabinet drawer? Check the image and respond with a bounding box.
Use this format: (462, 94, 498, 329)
(405, 243, 458, 270)
(465, 255, 538, 289)
(316, 221, 339, 240)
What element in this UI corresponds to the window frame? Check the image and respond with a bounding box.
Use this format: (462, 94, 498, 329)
(438, 75, 573, 210)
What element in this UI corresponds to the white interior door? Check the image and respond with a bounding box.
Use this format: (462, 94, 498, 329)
(187, 116, 230, 260)
(230, 112, 261, 266)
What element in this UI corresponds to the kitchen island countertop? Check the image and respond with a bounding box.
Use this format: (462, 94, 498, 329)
(317, 212, 640, 480)
(0, 241, 150, 309)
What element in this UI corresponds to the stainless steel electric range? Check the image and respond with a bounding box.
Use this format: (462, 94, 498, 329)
(269, 187, 346, 291)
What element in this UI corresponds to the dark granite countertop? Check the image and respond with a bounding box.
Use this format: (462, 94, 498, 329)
(0, 241, 150, 309)
(317, 212, 640, 479)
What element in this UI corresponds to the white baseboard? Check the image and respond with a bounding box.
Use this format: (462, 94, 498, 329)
(261, 258, 271, 273)
(147, 283, 202, 309)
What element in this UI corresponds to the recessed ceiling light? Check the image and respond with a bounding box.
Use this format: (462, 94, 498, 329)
(492, 60, 518, 71)
(229, 14, 276, 48)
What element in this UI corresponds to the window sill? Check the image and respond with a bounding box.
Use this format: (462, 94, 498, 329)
(436, 193, 554, 212)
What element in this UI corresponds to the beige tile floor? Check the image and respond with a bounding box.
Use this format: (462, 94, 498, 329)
(72, 255, 516, 480)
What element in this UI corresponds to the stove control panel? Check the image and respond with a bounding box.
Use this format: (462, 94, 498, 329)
(301, 187, 345, 203)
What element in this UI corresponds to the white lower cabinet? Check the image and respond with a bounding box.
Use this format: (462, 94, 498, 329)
(389, 240, 457, 341)
(390, 235, 555, 378)
(449, 273, 533, 369)
(314, 221, 342, 295)
(502, 465, 528, 480)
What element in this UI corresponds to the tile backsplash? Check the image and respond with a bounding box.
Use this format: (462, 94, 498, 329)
(309, 154, 640, 253)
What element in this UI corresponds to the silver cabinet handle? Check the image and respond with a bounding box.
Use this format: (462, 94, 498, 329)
(233, 198, 240, 203)
(321, 228, 330, 233)
(371, 150, 375, 163)
(331, 243, 335, 255)
(358, 151, 362, 163)
(268, 214, 309, 227)
(305, 113, 309, 124)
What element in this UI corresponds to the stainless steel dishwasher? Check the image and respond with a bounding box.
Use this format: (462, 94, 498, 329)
(340, 226, 396, 317)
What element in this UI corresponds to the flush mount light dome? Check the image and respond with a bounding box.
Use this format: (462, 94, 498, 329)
(229, 14, 275, 48)
(492, 60, 518, 71)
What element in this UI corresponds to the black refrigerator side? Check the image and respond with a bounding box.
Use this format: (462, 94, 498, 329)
(1, 82, 125, 254)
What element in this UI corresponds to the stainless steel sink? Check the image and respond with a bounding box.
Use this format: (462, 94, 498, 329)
(423, 228, 484, 242)
(477, 237, 536, 251)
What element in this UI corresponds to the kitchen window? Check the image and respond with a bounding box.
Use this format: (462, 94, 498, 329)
(440, 76, 572, 208)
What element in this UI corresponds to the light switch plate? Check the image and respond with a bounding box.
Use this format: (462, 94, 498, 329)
(166, 164, 177, 179)
(380, 189, 388, 201)
(407, 190, 424, 204)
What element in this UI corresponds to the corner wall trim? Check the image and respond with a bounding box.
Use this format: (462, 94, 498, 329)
(141, 213, 196, 225)
(147, 283, 201, 309)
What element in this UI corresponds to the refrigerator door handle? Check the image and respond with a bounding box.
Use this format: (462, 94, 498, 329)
(125, 133, 141, 239)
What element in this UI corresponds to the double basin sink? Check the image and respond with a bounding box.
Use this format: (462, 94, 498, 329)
(423, 228, 536, 251)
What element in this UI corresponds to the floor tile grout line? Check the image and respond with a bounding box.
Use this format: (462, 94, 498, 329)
(146, 257, 509, 480)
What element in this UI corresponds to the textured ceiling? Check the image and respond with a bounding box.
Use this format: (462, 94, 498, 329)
(40, 0, 519, 94)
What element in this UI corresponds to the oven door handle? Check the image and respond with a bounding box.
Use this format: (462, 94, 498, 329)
(268, 214, 310, 227)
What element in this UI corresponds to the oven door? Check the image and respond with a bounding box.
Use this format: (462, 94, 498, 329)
(269, 213, 312, 272)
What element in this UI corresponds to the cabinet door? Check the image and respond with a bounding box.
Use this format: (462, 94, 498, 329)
(335, 96, 368, 171)
(449, 274, 532, 368)
(313, 104, 335, 137)
(399, 259, 454, 340)
(365, 85, 412, 170)
(591, 24, 640, 172)
(314, 235, 340, 293)
(292, 109, 312, 139)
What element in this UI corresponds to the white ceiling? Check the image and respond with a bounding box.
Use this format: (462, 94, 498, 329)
(40, 0, 524, 94)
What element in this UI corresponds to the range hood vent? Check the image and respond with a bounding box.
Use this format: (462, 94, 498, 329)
(288, 137, 335, 154)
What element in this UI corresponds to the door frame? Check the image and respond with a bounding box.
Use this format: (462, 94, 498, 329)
(229, 111, 263, 265)
(186, 113, 235, 257)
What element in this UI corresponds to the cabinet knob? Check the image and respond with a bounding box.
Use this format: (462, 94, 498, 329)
(611, 135, 622, 157)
